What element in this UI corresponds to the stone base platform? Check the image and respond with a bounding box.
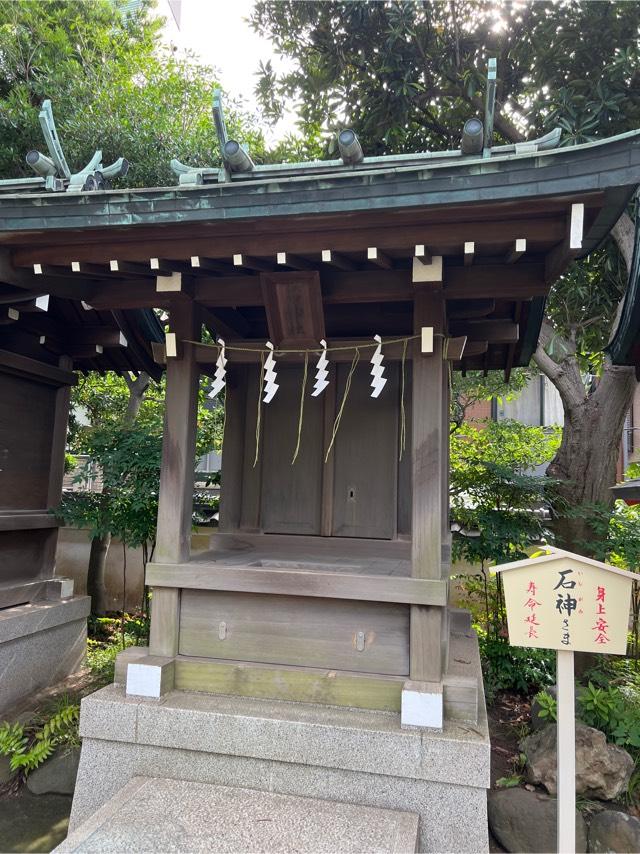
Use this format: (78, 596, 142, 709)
(68, 635, 490, 854)
(0, 595, 90, 716)
(55, 776, 420, 853)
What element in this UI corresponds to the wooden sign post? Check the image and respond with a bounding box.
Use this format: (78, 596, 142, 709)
(495, 546, 635, 854)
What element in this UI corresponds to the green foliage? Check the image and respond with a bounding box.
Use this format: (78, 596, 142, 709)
(578, 682, 640, 753)
(534, 690, 558, 724)
(450, 420, 560, 568)
(58, 426, 161, 548)
(251, 0, 639, 367)
(479, 632, 555, 703)
(70, 372, 222, 458)
(450, 369, 532, 431)
(0, 699, 79, 776)
(496, 774, 523, 789)
(0, 0, 264, 187)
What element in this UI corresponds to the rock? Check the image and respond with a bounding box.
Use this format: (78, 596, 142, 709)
(488, 787, 587, 853)
(26, 747, 80, 795)
(522, 722, 634, 801)
(530, 686, 557, 732)
(589, 809, 640, 853)
(0, 755, 12, 785)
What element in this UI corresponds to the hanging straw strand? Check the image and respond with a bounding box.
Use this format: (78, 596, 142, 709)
(253, 350, 265, 468)
(324, 348, 360, 464)
(291, 351, 309, 465)
(399, 336, 408, 461)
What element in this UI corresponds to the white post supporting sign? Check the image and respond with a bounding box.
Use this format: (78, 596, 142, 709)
(556, 649, 575, 853)
(495, 546, 635, 854)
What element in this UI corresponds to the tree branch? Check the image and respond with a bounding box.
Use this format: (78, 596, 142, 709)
(532, 321, 585, 411)
(612, 211, 635, 272)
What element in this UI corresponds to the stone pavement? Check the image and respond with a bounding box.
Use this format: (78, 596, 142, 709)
(53, 776, 419, 853)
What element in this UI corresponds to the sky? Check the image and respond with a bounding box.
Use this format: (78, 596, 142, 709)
(164, 0, 297, 142)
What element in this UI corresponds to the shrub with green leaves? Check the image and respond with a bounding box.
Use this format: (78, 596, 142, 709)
(0, 700, 79, 777)
(479, 633, 555, 703)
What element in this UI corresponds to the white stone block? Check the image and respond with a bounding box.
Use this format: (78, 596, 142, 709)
(401, 680, 443, 729)
(126, 656, 173, 698)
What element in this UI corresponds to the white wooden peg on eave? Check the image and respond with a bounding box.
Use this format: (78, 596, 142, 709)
(412, 255, 443, 284)
(464, 242, 475, 266)
(414, 244, 432, 263)
(35, 295, 50, 312)
(570, 203, 584, 250)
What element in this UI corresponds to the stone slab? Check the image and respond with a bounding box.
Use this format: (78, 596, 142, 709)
(55, 776, 419, 853)
(69, 739, 487, 853)
(0, 596, 90, 644)
(0, 597, 89, 716)
(78, 683, 490, 789)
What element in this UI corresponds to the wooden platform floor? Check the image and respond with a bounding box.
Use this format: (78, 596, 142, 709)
(193, 531, 413, 577)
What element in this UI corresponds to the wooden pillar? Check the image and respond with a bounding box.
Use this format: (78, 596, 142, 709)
(410, 289, 444, 683)
(43, 354, 74, 573)
(149, 298, 200, 658)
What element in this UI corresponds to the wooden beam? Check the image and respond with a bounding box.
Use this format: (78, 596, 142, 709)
(109, 259, 153, 276)
(447, 298, 495, 319)
(445, 336, 467, 361)
(191, 256, 231, 274)
(83, 280, 163, 310)
(505, 238, 526, 264)
(202, 306, 250, 340)
(10, 215, 569, 267)
(33, 263, 70, 278)
(449, 319, 519, 343)
(233, 254, 274, 272)
(0, 307, 19, 324)
(71, 261, 108, 276)
(150, 257, 179, 275)
(367, 247, 393, 269)
(444, 262, 546, 298)
(276, 252, 315, 270)
(75, 327, 128, 348)
(463, 242, 475, 266)
(321, 249, 356, 271)
(457, 340, 488, 358)
(146, 561, 448, 606)
(545, 203, 585, 283)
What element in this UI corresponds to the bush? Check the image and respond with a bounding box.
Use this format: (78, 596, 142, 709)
(480, 633, 555, 703)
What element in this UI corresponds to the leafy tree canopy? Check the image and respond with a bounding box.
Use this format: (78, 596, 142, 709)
(251, 0, 640, 363)
(0, 0, 265, 187)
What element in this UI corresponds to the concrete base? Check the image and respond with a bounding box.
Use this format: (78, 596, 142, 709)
(55, 776, 420, 853)
(69, 678, 490, 853)
(0, 596, 90, 715)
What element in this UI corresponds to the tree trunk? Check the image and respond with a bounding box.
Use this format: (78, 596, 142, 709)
(533, 331, 637, 553)
(87, 531, 111, 614)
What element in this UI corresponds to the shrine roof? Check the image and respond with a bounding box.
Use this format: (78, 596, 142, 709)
(0, 127, 639, 377)
(0, 129, 639, 248)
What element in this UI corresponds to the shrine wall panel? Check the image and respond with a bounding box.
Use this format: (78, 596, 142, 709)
(260, 366, 324, 535)
(0, 372, 55, 511)
(331, 363, 399, 539)
(179, 589, 410, 676)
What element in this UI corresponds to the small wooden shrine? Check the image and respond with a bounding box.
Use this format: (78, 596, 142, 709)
(1, 97, 640, 729)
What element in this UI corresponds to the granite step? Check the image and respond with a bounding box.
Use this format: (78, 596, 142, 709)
(54, 776, 419, 853)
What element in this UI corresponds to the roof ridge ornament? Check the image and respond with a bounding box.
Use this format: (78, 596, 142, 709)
(28, 100, 128, 192)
